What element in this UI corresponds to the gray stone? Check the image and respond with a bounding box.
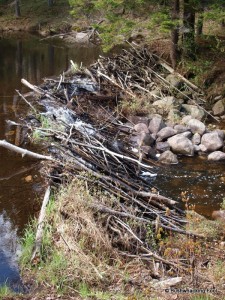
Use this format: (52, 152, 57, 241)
(157, 127, 177, 141)
(192, 133, 201, 145)
(182, 115, 193, 124)
(182, 104, 205, 121)
(156, 141, 170, 152)
(201, 131, 224, 152)
(176, 131, 192, 139)
(174, 124, 189, 133)
(166, 74, 182, 88)
(141, 146, 157, 159)
(148, 115, 166, 135)
(167, 108, 181, 123)
(134, 123, 149, 133)
(167, 134, 194, 156)
(208, 151, 225, 161)
(159, 150, 178, 164)
(75, 32, 90, 43)
(152, 96, 175, 114)
(187, 119, 206, 135)
(132, 132, 155, 147)
(194, 145, 201, 152)
(199, 144, 207, 152)
(215, 129, 225, 140)
(212, 100, 225, 116)
(128, 116, 150, 126)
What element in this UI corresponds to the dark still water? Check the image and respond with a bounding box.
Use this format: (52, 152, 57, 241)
(0, 33, 101, 290)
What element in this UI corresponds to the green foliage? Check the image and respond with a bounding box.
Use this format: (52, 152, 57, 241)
(0, 284, 13, 298)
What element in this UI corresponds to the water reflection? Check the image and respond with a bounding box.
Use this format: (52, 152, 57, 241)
(0, 213, 21, 290)
(0, 33, 101, 289)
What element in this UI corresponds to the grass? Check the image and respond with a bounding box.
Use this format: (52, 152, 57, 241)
(0, 284, 14, 299)
(16, 179, 225, 299)
(18, 179, 155, 299)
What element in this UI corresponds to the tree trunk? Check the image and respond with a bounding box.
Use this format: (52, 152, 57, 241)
(48, 0, 54, 7)
(221, 19, 225, 28)
(170, 0, 180, 69)
(196, 14, 203, 36)
(183, 0, 196, 57)
(15, 0, 21, 17)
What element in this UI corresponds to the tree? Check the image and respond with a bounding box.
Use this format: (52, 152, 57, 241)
(170, 0, 180, 68)
(15, 0, 21, 17)
(48, 0, 54, 7)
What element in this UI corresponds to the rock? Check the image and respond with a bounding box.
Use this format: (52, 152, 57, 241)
(187, 119, 206, 135)
(157, 127, 177, 141)
(194, 145, 201, 152)
(192, 133, 201, 145)
(134, 123, 149, 133)
(152, 96, 175, 114)
(174, 124, 189, 133)
(166, 74, 182, 88)
(159, 150, 178, 164)
(212, 99, 225, 116)
(182, 115, 193, 124)
(182, 104, 205, 120)
(167, 134, 194, 156)
(177, 131, 192, 139)
(75, 32, 90, 43)
(199, 144, 207, 152)
(148, 115, 166, 135)
(215, 129, 225, 140)
(128, 116, 150, 126)
(131, 132, 155, 147)
(156, 141, 170, 152)
(212, 210, 225, 222)
(141, 146, 157, 159)
(208, 151, 225, 161)
(201, 131, 224, 152)
(167, 108, 181, 123)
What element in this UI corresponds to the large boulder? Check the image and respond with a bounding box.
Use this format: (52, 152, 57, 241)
(201, 131, 224, 152)
(159, 150, 178, 164)
(208, 151, 225, 161)
(148, 115, 166, 135)
(167, 134, 194, 156)
(187, 119, 206, 135)
(212, 99, 225, 116)
(182, 104, 205, 120)
(157, 127, 177, 141)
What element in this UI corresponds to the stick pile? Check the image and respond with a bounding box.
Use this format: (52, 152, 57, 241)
(19, 46, 204, 269)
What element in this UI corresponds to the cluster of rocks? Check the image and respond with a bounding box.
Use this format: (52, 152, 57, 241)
(126, 114, 225, 164)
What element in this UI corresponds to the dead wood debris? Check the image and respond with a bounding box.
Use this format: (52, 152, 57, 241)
(19, 46, 208, 275)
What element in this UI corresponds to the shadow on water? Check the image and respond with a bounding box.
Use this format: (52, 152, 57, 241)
(0, 33, 102, 291)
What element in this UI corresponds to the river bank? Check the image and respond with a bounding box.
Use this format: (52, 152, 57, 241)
(1, 45, 225, 299)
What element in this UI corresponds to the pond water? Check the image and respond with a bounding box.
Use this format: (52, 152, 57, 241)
(0, 33, 101, 290)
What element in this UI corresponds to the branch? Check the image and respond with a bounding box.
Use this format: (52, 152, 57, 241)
(31, 186, 51, 262)
(0, 140, 54, 161)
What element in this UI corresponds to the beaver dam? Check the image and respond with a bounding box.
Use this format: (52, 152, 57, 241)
(1, 45, 225, 296)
